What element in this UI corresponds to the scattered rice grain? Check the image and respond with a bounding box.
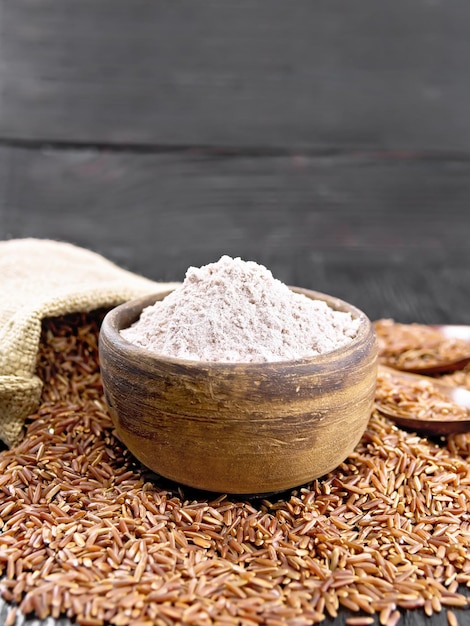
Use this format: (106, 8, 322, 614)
(0, 313, 470, 625)
(345, 617, 375, 626)
(447, 609, 459, 626)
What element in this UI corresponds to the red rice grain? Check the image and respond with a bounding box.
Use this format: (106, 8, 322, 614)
(0, 313, 469, 625)
(447, 609, 459, 626)
(345, 617, 375, 626)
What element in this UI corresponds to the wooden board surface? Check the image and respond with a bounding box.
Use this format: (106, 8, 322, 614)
(1, 0, 470, 151)
(1, 146, 470, 324)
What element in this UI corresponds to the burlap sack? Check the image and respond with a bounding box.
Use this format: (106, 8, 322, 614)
(0, 238, 179, 447)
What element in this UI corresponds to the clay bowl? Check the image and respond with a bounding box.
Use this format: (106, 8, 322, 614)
(99, 288, 378, 495)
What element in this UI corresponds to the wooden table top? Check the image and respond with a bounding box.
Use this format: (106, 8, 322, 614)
(1, 1, 470, 625)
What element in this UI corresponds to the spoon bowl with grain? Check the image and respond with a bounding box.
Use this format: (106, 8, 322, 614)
(375, 321, 470, 375)
(416, 325, 470, 374)
(375, 365, 470, 435)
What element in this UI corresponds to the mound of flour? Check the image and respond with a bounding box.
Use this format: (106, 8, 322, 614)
(121, 256, 361, 362)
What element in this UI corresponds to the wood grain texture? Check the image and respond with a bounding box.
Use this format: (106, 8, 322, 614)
(1, 0, 470, 150)
(1, 145, 470, 324)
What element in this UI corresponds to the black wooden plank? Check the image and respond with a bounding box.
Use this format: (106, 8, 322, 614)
(1, 146, 470, 325)
(2, 0, 470, 150)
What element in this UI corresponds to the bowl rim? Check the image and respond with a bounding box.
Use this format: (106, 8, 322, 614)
(100, 286, 375, 369)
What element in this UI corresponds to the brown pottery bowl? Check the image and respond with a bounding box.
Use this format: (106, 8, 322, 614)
(99, 288, 378, 495)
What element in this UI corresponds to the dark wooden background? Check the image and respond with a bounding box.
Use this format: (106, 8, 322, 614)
(1, 1, 470, 625)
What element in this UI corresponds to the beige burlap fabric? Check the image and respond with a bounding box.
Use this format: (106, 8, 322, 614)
(0, 238, 178, 447)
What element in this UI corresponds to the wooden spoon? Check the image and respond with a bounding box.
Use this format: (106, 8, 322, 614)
(394, 324, 470, 375)
(375, 365, 470, 435)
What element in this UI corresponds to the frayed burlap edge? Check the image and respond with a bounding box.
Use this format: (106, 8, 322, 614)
(0, 239, 179, 447)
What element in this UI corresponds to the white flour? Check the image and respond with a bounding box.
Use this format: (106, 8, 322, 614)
(121, 256, 361, 362)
